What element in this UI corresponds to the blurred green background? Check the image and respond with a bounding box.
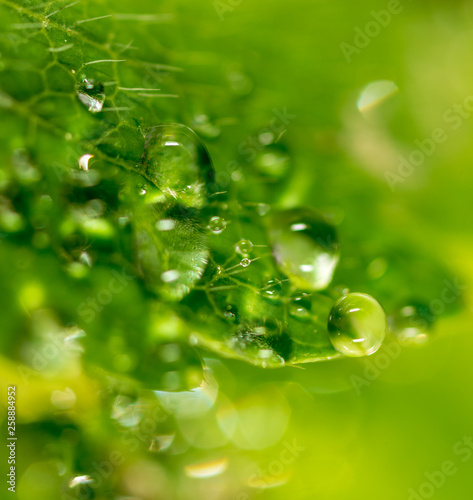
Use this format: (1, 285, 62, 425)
(1, 0, 473, 499)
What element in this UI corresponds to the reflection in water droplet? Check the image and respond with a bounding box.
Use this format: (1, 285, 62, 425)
(76, 77, 105, 113)
(78, 154, 94, 171)
(208, 216, 226, 234)
(328, 293, 386, 357)
(261, 278, 283, 300)
(143, 124, 215, 209)
(240, 258, 251, 267)
(235, 238, 253, 256)
(289, 293, 312, 319)
(391, 302, 433, 346)
(269, 208, 339, 291)
(184, 457, 228, 479)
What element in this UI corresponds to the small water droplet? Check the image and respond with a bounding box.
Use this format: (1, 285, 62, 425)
(76, 77, 105, 113)
(289, 293, 312, 319)
(143, 124, 215, 208)
(255, 144, 290, 179)
(208, 216, 226, 234)
(235, 238, 253, 256)
(240, 258, 251, 267)
(256, 203, 270, 216)
(391, 301, 432, 346)
(69, 475, 93, 488)
(327, 293, 387, 357)
(261, 278, 283, 300)
(269, 208, 339, 291)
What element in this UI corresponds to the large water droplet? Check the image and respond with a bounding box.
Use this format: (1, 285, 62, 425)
(327, 293, 386, 357)
(143, 124, 215, 209)
(76, 77, 105, 113)
(268, 208, 339, 291)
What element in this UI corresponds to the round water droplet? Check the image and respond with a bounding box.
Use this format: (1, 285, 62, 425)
(268, 208, 339, 291)
(255, 144, 290, 179)
(327, 293, 386, 357)
(261, 278, 283, 300)
(391, 301, 432, 346)
(143, 124, 215, 209)
(208, 216, 226, 234)
(235, 239, 253, 256)
(289, 293, 312, 320)
(256, 203, 270, 216)
(76, 77, 105, 113)
(240, 258, 251, 267)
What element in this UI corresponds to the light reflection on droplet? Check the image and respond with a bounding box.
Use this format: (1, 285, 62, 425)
(69, 475, 94, 488)
(78, 154, 94, 171)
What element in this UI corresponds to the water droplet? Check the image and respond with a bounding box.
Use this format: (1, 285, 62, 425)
(256, 203, 270, 216)
(261, 278, 283, 300)
(76, 77, 105, 113)
(149, 434, 175, 453)
(192, 114, 221, 139)
(240, 258, 251, 267)
(223, 304, 238, 321)
(143, 124, 215, 209)
(357, 80, 398, 113)
(289, 293, 312, 319)
(208, 216, 226, 234)
(255, 144, 290, 179)
(391, 302, 432, 346)
(269, 208, 339, 291)
(69, 475, 93, 488)
(235, 238, 253, 256)
(327, 293, 387, 357)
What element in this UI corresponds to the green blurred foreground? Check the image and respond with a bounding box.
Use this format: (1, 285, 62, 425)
(1, 0, 473, 499)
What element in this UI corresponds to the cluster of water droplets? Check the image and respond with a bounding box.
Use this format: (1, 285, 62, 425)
(64, 95, 434, 366)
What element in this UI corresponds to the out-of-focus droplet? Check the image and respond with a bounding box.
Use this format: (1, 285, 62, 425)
(255, 144, 290, 179)
(268, 208, 339, 291)
(143, 124, 215, 209)
(235, 238, 253, 256)
(357, 80, 398, 113)
(256, 203, 270, 216)
(289, 293, 312, 319)
(69, 475, 94, 488)
(149, 434, 175, 453)
(51, 387, 76, 410)
(76, 77, 105, 113)
(390, 302, 433, 346)
(208, 216, 226, 234)
(261, 278, 283, 300)
(192, 114, 221, 139)
(328, 293, 387, 357)
(184, 457, 228, 479)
